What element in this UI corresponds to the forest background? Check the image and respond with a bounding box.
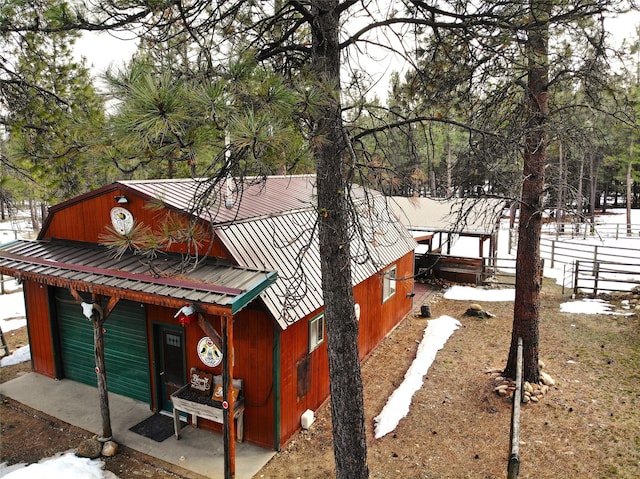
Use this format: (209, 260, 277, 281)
(2, 2, 640, 478)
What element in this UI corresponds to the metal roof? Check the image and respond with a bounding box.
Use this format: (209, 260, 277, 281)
(24, 175, 415, 329)
(0, 240, 276, 315)
(390, 196, 505, 236)
(120, 175, 328, 225)
(217, 194, 417, 329)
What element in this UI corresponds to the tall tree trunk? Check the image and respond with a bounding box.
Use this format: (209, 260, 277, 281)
(589, 151, 598, 224)
(555, 139, 565, 234)
(446, 127, 452, 196)
(577, 156, 585, 220)
(626, 159, 632, 236)
(310, 1, 368, 478)
(504, 0, 550, 384)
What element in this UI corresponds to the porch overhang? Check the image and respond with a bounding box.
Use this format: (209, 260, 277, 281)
(0, 239, 277, 317)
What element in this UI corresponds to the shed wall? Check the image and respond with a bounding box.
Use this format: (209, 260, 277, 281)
(41, 190, 226, 257)
(148, 303, 276, 449)
(277, 251, 415, 448)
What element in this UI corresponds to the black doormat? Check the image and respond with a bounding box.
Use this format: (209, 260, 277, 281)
(129, 413, 178, 442)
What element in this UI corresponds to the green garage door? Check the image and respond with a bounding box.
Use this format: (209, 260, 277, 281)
(55, 289, 151, 404)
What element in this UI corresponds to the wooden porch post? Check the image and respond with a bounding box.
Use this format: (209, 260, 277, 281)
(70, 289, 120, 441)
(93, 307, 112, 440)
(222, 312, 236, 478)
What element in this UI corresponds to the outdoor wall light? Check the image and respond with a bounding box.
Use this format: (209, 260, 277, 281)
(175, 304, 197, 325)
(114, 195, 129, 204)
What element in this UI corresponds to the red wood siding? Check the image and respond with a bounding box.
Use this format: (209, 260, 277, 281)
(23, 280, 56, 378)
(358, 251, 414, 359)
(146, 303, 276, 448)
(41, 189, 229, 257)
(230, 309, 275, 449)
(278, 307, 330, 448)
(276, 251, 414, 448)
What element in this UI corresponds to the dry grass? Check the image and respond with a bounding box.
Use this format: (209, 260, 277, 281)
(259, 281, 640, 479)
(1, 281, 638, 479)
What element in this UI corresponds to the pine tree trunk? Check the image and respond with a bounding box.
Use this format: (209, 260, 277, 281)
(310, 1, 369, 478)
(626, 157, 632, 236)
(505, 0, 550, 384)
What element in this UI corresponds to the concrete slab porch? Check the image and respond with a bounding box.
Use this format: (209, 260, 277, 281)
(0, 373, 275, 479)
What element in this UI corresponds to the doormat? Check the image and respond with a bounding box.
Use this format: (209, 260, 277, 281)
(129, 413, 179, 442)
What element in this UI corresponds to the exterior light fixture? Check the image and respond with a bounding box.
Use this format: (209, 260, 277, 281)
(175, 304, 197, 325)
(114, 195, 128, 204)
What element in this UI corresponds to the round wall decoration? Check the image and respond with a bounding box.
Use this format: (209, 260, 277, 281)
(197, 336, 222, 367)
(110, 207, 134, 235)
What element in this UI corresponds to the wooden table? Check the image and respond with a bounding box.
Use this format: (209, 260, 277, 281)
(171, 384, 245, 441)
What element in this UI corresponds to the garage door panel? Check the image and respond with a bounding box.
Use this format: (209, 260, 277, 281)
(55, 289, 150, 404)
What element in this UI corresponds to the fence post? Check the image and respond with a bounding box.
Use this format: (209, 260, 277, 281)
(573, 260, 579, 296)
(550, 240, 555, 268)
(508, 228, 513, 254)
(507, 337, 523, 479)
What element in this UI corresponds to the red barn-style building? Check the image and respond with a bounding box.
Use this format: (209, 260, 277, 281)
(0, 175, 416, 451)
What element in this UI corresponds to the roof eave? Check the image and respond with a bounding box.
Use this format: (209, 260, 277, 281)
(230, 271, 278, 315)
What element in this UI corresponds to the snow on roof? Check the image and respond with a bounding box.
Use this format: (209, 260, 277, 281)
(390, 196, 505, 236)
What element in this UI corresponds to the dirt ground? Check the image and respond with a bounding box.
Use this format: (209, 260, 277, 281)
(1, 280, 639, 479)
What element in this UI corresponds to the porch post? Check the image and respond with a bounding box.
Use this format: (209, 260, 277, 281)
(222, 312, 236, 478)
(93, 309, 112, 440)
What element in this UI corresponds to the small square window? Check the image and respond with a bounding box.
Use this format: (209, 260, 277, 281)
(309, 314, 325, 352)
(382, 265, 397, 302)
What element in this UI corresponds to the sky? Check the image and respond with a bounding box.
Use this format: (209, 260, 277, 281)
(71, 7, 640, 103)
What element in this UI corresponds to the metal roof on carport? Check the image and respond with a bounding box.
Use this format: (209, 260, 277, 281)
(0, 239, 277, 316)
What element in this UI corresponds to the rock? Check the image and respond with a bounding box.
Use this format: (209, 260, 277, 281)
(540, 371, 556, 387)
(76, 438, 103, 459)
(464, 306, 495, 318)
(102, 440, 118, 457)
(538, 359, 546, 370)
(524, 382, 534, 394)
(495, 384, 510, 396)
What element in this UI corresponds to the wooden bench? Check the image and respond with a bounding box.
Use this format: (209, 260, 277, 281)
(432, 256, 483, 285)
(171, 375, 245, 441)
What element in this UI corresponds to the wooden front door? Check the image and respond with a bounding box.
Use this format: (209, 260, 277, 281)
(154, 325, 186, 412)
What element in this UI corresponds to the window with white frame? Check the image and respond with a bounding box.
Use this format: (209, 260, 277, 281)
(309, 314, 325, 352)
(382, 265, 397, 302)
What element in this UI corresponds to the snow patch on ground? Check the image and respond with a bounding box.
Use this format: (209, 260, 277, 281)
(374, 315, 461, 439)
(0, 451, 118, 479)
(560, 298, 633, 316)
(443, 285, 515, 302)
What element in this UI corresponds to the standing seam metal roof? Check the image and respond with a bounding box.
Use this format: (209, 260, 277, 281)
(120, 176, 416, 329)
(13, 176, 415, 329)
(216, 194, 417, 330)
(0, 240, 276, 315)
